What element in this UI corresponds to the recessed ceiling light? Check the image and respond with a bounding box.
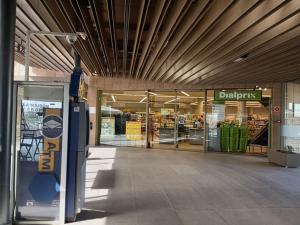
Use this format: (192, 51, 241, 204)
(181, 91, 190, 96)
(139, 96, 147, 103)
(148, 91, 158, 96)
(165, 97, 180, 104)
(111, 95, 116, 102)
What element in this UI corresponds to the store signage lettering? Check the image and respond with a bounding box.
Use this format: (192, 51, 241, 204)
(38, 151, 55, 172)
(214, 90, 262, 101)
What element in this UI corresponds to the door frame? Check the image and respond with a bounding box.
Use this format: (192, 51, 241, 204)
(12, 81, 69, 225)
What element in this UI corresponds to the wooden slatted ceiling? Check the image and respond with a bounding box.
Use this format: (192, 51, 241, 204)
(15, 0, 300, 85)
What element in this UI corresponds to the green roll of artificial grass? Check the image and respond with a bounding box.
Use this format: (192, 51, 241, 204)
(220, 123, 230, 152)
(229, 124, 239, 152)
(239, 125, 248, 152)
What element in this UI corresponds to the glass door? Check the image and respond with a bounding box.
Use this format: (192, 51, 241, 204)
(14, 82, 69, 224)
(177, 90, 205, 152)
(205, 90, 224, 152)
(148, 91, 177, 150)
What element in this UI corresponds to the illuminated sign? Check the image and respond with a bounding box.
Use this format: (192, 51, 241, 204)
(214, 90, 262, 101)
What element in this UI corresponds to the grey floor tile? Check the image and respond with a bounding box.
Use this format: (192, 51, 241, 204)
(177, 209, 229, 225)
(77, 147, 300, 225)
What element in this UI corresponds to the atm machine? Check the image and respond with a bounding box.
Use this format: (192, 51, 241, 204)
(13, 55, 89, 224)
(65, 56, 90, 222)
(65, 101, 89, 222)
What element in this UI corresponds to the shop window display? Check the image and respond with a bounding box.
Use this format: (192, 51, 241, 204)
(206, 89, 271, 154)
(283, 82, 300, 153)
(99, 91, 147, 147)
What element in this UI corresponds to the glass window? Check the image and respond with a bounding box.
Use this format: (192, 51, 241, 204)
(283, 82, 300, 153)
(15, 83, 68, 224)
(99, 91, 147, 147)
(206, 89, 271, 154)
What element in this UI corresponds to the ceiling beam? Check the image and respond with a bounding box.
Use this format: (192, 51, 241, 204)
(139, 0, 210, 81)
(16, 5, 73, 72)
(92, 0, 112, 76)
(41, 0, 96, 75)
(169, 0, 281, 84)
(129, 0, 151, 77)
(141, 0, 191, 81)
(69, 0, 107, 75)
(123, 0, 131, 76)
(185, 8, 300, 85)
(146, 0, 234, 81)
(200, 30, 300, 85)
(161, 0, 261, 83)
(135, 0, 170, 79)
(15, 22, 68, 72)
(106, 0, 118, 74)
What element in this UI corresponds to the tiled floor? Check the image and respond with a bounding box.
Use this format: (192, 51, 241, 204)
(69, 147, 300, 225)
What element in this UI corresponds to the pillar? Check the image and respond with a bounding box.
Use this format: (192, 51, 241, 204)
(0, 0, 16, 224)
(197, 99, 204, 115)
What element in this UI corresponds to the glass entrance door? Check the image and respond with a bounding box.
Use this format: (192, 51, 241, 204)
(177, 91, 205, 152)
(14, 82, 69, 224)
(148, 91, 177, 150)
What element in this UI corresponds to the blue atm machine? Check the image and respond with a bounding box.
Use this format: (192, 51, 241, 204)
(65, 58, 90, 222)
(65, 100, 89, 222)
(14, 55, 89, 223)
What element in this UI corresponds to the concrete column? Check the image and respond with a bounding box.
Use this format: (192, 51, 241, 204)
(271, 83, 283, 149)
(197, 99, 204, 115)
(0, 0, 16, 224)
(237, 101, 247, 125)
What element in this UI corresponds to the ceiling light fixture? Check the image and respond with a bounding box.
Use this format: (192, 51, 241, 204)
(181, 91, 190, 96)
(233, 54, 248, 63)
(148, 91, 158, 96)
(139, 96, 147, 103)
(165, 98, 180, 104)
(111, 95, 116, 102)
(76, 32, 87, 40)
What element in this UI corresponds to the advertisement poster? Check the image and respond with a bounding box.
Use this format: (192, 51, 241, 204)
(101, 117, 115, 136)
(126, 121, 142, 140)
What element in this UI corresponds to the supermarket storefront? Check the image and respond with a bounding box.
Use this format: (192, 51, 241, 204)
(94, 88, 272, 154)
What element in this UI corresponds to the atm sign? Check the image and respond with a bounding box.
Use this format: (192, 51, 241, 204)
(38, 151, 54, 172)
(38, 108, 63, 173)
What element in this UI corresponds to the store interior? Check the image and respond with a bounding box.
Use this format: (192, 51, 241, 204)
(98, 89, 271, 153)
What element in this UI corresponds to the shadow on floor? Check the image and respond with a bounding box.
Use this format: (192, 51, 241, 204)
(73, 209, 112, 222)
(92, 170, 116, 189)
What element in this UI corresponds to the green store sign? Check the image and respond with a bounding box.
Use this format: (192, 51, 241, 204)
(214, 90, 262, 101)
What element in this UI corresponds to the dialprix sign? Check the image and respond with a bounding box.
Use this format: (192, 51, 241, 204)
(214, 90, 262, 101)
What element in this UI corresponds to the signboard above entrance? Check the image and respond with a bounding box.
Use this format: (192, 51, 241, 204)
(214, 90, 262, 101)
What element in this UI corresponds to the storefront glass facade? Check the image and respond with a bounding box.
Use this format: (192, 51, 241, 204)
(99, 91, 147, 147)
(282, 82, 300, 153)
(97, 89, 271, 153)
(206, 89, 271, 154)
